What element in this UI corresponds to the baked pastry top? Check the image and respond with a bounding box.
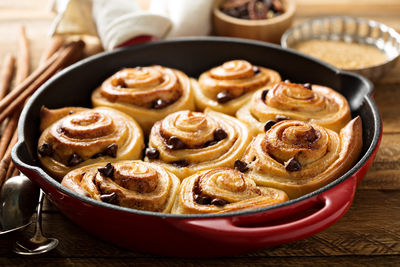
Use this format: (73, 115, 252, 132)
(239, 117, 362, 199)
(38, 61, 363, 214)
(145, 109, 252, 180)
(171, 167, 288, 214)
(193, 60, 281, 115)
(236, 81, 352, 134)
(38, 106, 144, 179)
(92, 65, 195, 134)
(62, 160, 180, 213)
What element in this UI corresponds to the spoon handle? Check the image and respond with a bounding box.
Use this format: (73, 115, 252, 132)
(32, 190, 45, 242)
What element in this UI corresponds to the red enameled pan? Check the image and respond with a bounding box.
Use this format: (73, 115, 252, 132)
(12, 37, 382, 257)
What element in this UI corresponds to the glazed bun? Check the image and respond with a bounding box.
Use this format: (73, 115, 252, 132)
(62, 160, 180, 213)
(193, 60, 281, 115)
(145, 109, 252, 180)
(171, 168, 288, 214)
(237, 81, 351, 134)
(38, 106, 144, 179)
(92, 65, 195, 134)
(239, 117, 362, 199)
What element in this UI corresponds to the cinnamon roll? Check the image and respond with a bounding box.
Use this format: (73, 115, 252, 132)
(145, 109, 252, 180)
(171, 168, 288, 214)
(91, 65, 195, 134)
(62, 161, 180, 213)
(38, 106, 144, 179)
(193, 60, 281, 115)
(239, 117, 362, 199)
(236, 81, 351, 133)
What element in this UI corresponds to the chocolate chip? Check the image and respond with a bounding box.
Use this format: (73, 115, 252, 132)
(38, 143, 53, 157)
(67, 153, 83, 166)
(264, 120, 276, 132)
(194, 194, 212, 205)
(216, 91, 232, 104)
(92, 152, 104, 159)
(104, 143, 118, 158)
(69, 110, 75, 115)
(234, 159, 249, 173)
(167, 136, 186, 150)
(305, 128, 318, 142)
(117, 80, 126, 88)
(145, 147, 159, 159)
(100, 192, 118, 204)
(261, 89, 269, 101)
(285, 157, 302, 172)
(203, 140, 218, 147)
(253, 66, 261, 74)
(211, 198, 229, 206)
(152, 99, 168, 109)
(213, 128, 228, 141)
(275, 115, 289, 121)
(303, 83, 312, 90)
(171, 159, 189, 167)
(98, 162, 114, 178)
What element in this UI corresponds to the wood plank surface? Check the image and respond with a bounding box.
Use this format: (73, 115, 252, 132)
(0, 0, 399, 266)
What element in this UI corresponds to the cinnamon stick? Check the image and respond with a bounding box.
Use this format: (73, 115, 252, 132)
(0, 116, 17, 159)
(3, 35, 66, 180)
(39, 36, 64, 66)
(15, 26, 30, 85)
(5, 130, 18, 179)
(0, 40, 85, 124)
(0, 130, 17, 186)
(0, 52, 58, 114)
(0, 53, 15, 100)
(11, 167, 19, 177)
(4, 28, 31, 179)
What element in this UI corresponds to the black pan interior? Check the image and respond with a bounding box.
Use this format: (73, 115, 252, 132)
(15, 37, 380, 217)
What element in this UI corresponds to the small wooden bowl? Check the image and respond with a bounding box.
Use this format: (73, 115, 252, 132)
(212, 0, 296, 44)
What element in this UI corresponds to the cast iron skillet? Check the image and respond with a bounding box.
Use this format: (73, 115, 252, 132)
(12, 37, 381, 257)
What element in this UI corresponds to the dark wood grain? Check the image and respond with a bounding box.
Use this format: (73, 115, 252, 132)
(362, 134, 400, 189)
(1, 256, 400, 266)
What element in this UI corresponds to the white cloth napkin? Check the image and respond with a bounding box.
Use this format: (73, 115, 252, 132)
(51, 0, 214, 50)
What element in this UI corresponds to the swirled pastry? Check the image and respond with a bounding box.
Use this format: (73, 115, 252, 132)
(239, 117, 362, 199)
(62, 161, 180, 213)
(237, 81, 351, 133)
(171, 168, 288, 214)
(92, 65, 195, 134)
(145, 109, 252, 180)
(38, 106, 144, 179)
(193, 60, 281, 115)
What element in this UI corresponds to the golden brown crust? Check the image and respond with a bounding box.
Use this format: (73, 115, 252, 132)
(193, 60, 281, 115)
(171, 168, 288, 214)
(38, 107, 144, 180)
(62, 161, 180, 213)
(240, 117, 362, 199)
(145, 109, 252, 180)
(92, 66, 195, 134)
(39, 106, 87, 132)
(236, 82, 351, 134)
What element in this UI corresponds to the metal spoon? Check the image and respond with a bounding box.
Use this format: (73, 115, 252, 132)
(0, 175, 40, 235)
(13, 189, 59, 255)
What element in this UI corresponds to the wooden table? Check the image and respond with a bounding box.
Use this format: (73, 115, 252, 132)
(1, 0, 399, 265)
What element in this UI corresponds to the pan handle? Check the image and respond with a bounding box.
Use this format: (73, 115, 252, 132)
(175, 175, 357, 246)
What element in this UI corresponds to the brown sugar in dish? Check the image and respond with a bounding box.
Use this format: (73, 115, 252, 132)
(293, 40, 387, 69)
